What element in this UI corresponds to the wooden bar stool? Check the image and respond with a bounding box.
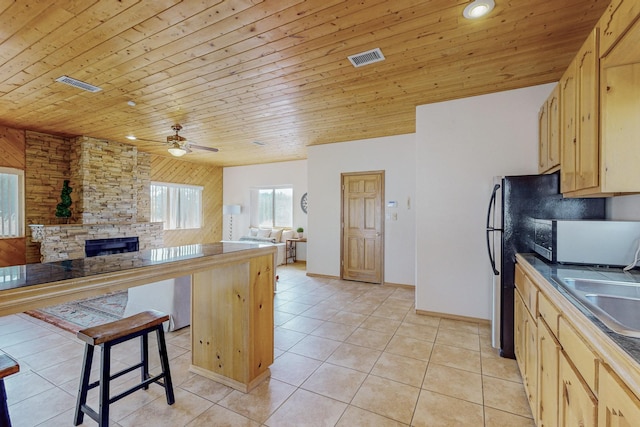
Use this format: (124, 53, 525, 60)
(0, 353, 20, 427)
(74, 310, 175, 426)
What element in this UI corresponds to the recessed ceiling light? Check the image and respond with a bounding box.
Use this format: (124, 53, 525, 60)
(463, 0, 495, 19)
(126, 135, 136, 140)
(127, 100, 136, 107)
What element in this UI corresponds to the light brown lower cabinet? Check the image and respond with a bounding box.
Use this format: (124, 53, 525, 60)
(525, 308, 538, 414)
(515, 290, 526, 372)
(537, 319, 560, 427)
(598, 363, 640, 426)
(558, 350, 598, 427)
(516, 259, 640, 427)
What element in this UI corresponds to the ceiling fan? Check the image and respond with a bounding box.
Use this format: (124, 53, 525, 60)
(162, 124, 219, 157)
(167, 123, 218, 157)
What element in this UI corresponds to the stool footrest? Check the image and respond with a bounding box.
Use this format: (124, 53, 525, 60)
(87, 361, 146, 389)
(109, 373, 169, 405)
(79, 404, 99, 424)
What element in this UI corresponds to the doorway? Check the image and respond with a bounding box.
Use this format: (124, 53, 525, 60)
(341, 171, 384, 284)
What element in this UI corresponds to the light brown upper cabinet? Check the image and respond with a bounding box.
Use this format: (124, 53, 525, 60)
(559, 5, 640, 197)
(598, 8, 640, 195)
(560, 61, 577, 193)
(538, 84, 560, 174)
(561, 28, 599, 196)
(599, 0, 640, 58)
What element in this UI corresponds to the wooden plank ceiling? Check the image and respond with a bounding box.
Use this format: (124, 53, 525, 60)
(0, 0, 609, 166)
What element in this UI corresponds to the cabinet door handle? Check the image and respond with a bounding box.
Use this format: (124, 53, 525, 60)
(564, 381, 570, 406)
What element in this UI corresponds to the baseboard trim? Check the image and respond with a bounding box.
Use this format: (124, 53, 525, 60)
(305, 273, 414, 289)
(382, 282, 414, 290)
(415, 309, 490, 326)
(305, 272, 339, 280)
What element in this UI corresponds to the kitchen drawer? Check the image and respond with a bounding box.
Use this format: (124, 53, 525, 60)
(515, 264, 538, 316)
(558, 316, 598, 394)
(538, 292, 560, 337)
(515, 264, 527, 297)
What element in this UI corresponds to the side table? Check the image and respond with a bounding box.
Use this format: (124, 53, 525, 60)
(285, 238, 307, 264)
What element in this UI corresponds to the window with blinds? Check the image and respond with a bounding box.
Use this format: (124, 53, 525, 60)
(150, 182, 203, 230)
(0, 167, 24, 238)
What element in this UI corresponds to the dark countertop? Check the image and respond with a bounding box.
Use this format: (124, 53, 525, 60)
(0, 242, 269, 291)
(519, 253, 640, 365)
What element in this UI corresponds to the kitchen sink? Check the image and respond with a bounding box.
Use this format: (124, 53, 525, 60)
(561, 278, 640, 299)
(554, 277, 640, 338)
(583, 294, 640, 338)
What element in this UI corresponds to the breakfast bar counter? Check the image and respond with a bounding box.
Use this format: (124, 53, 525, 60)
(0, 243, 276, 392)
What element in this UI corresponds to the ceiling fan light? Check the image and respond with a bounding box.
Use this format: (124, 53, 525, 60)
(463, 0, 495, 19)
(168, 142, 187, 157)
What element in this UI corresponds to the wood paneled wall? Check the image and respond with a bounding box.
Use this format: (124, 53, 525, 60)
(0, 126, 26, 266)
(0, 126, 25, 169)
(151, 156, 223, 247)
(0, 238, 26, 267)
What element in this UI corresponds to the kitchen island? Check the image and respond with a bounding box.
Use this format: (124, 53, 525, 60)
(0, 243, 276, 392)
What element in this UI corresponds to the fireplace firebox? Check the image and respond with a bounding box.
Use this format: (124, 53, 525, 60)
(85, 237, 139, 257)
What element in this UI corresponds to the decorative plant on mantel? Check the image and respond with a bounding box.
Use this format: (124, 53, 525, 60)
(55, 180, 73, 223)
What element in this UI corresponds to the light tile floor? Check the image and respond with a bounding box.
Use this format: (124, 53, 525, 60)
(1, 263, 534, 426)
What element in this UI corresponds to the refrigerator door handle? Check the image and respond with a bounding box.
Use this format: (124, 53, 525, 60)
(486, 183, 501, 231)
(486, 183, 501, 275)
(486, 229, 499, 275)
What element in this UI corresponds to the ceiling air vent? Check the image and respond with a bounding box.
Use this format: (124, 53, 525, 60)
(348, 48, 385, 68)
(55, 76, 102, 93)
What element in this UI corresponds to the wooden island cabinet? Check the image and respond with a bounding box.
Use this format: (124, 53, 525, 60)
(0, 243, 276, 393)
(514, 255, 640, 427)
(190, 253, 274, 392)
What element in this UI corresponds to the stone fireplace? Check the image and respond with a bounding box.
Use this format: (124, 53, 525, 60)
(29, 136, 164, 263)
(85, 237, 139, 257)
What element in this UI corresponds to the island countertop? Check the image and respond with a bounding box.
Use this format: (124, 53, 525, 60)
(0, 242, 277, 317)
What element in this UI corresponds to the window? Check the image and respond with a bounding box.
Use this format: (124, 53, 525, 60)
(150, 182, 203, 230)
(0, 167, 24, 238)
(250, 187, 293, 228)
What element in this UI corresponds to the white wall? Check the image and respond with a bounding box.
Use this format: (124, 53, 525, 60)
(415, 84, 555, 320)
(223, 160, 308, 259)
(609, 195, 640, 220)
(307, 134, 416, 285)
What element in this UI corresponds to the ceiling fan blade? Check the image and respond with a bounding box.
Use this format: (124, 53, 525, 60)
(189, 143, 219, 153)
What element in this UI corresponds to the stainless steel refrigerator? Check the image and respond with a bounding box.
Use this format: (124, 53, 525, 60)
(485, 171, 606, 358)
